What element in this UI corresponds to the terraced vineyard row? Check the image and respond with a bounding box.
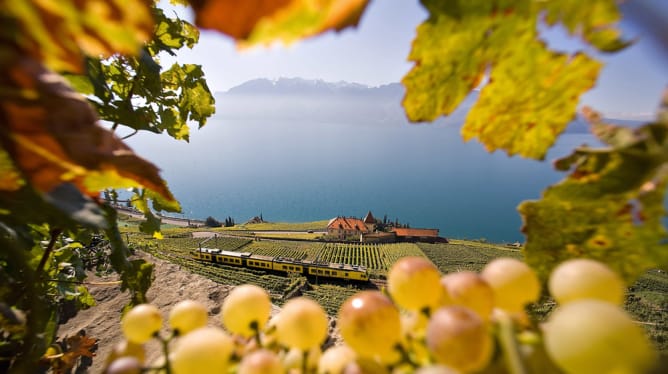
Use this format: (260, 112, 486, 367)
(242, 241, 317, 259)
(312, 242, 429, 277)
(417, 241, 521, 273)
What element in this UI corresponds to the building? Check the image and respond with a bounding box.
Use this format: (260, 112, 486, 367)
(327, 216, 370, 240)
(363, 210, 376, 232)
(391, 227, 444, 243)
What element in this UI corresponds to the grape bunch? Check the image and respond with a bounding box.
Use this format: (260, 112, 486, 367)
(105, 257, 656, 373)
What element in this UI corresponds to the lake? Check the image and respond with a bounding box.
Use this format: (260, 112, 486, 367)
(126, 117, 596, 243)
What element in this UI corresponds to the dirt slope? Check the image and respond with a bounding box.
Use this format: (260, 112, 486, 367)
(56, 253, 236, 373)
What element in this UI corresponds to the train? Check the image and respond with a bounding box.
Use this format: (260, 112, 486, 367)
(190, 247, 369, 281)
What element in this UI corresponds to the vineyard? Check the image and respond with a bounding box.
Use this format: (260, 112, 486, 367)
(313, 242, 428, 277)
(417, 241, 522, 273)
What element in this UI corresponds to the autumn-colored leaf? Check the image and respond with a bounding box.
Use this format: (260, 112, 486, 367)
(189, 0, 370, 45)
(0, 57, 175, 203)
(462, 44, 601, 159)
(1, 0, 154, 73)
(519, 104, 668, 284)
(403, 0, 622, 159)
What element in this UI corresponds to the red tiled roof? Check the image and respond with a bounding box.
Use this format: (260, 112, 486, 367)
(327, 217, 369, 232)
(391, 227, 439, 237)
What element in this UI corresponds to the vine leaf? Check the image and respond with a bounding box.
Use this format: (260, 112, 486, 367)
(518, 101, 668, 284)
(403, 0, 622, 159)
(2, 0, 154, 73)
(0, 57, 175, 207)
(542, 0, 631, 52)
(188, 0, 370, 45)
(462, 43, 601, 159)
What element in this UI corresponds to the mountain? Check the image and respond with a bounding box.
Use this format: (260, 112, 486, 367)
(214, 78, 642, 132)
(215, 78, 472, 125)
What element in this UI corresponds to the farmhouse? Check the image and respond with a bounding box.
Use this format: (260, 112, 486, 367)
(327, 216, 370, 240)
(391, 227, 443, 243)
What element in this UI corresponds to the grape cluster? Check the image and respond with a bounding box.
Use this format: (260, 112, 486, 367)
(105, 257, 656, 373)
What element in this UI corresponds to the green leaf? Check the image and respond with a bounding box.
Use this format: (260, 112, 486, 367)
(519, 104, 668, 284)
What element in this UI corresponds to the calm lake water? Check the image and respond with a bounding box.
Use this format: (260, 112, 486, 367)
(127, 118, 596, 243)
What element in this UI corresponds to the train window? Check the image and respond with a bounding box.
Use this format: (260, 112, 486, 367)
(345, 272, 349, 276)
(324, 271, 330, 275)
(317, 270, 322, 274)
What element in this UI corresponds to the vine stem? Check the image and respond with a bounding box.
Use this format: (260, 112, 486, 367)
(35, 229, 62, 280)
(496, 311, 527, 374)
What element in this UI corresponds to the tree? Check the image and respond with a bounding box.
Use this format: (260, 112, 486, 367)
(0, 0, 665, 371)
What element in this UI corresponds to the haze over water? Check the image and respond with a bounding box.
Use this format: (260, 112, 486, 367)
(127, 79, 601, 243)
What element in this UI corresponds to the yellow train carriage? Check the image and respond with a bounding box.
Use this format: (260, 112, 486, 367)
(246, 254, 274, 270)
(305, 262, 368, 281)
(272, 257, 305, 274)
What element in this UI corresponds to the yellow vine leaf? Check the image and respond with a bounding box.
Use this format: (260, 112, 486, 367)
(2, 0, 154, 73)
(403, 0, 622, 159)
(189, 0, 370, 45)
(462, 42, 601, 160)
(0, 57, 175, 203)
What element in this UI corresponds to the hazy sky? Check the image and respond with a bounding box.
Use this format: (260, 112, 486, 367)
(160, 0, 667, 119)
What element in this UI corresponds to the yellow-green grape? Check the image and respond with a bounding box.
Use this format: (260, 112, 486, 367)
(105, 340, 145, 367)
(480, 258, 540, 312)
(387, 256, 442, 312)
(318, 345, 356, 374)
(543, 300, 655, 374)
(168, 300, 208, 335)
(338, 291, 402, 360)
(440, 271, 494, 320)
(222, 284, 271, 337)
(400, 310, 429, 337)
(342, 356, 389, 374)
(283, 346, 321, 372)
(121, 304, 162, 344)
(170, 327, 234, 374)
(105, 356, 142, 374)
(275, 297, 329, 350)
(548, 259, 625, 305)
(426, 306, 493, 373)
(415, 365, 459, 374)
(238, 349, 283, 374)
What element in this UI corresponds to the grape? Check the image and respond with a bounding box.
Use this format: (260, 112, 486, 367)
(168, 300, 208, 335)
(238, 349, 283, 374)
(480, 258, 540, 312)
(105, 356, 141, 374)
(548, 258, 625, 305)
(275, 297, 329, 349)
(387, 256, 442, 312)
(222, 284, 271, 337)
(338, 291, 402, 360)
(283, 346, 321, 372)
(318, 345, 356, 374)
(121, 304, 162, 344)
(105, 340, 145, 367)
(415, 365, 459, 374)
(170, 327, 233, 374)
(543, 300, 655, 374)
(440, 271, 494, 319)
(426, 306, 493, 373)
